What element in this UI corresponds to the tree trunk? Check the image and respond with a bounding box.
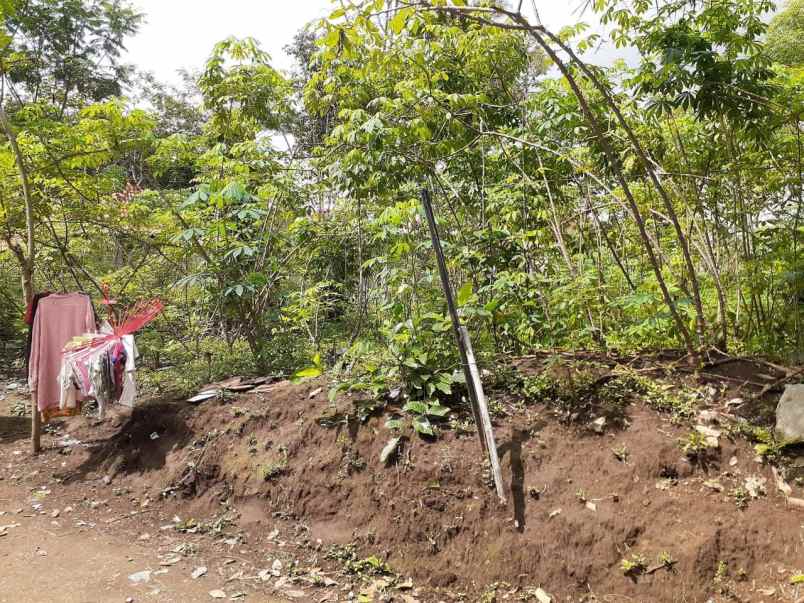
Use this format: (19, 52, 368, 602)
(0, 102, 35, 306)
(520, 27, 697, 357)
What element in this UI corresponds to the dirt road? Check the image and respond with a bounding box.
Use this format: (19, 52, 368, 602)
(0, 504, 227, 603)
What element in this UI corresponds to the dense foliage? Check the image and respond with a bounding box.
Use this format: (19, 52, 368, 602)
(1, 0, 801, 399)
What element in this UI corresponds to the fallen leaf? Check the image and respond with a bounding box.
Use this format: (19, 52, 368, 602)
(160, 555, 181, 566)
(380, 437, 401, 464)
(703, 479, 724, 492)
(284, 591, 307, 599)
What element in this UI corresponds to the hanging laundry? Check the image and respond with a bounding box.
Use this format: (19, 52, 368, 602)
(28, 293, 96, 417)
(23, 291, 52, 374)
(59, 295, 161, 418)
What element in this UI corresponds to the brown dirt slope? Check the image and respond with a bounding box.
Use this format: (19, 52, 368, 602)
(3, 353, 803, 602)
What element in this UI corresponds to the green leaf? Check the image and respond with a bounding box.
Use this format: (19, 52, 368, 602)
(457, 281, 473, 306)
(402, 400, 428, 416)
(293, 366, 323, 380)
(412, 416, 435, 436)
(385, 418, 404, 430)
(434, 380, 452, 395)
(389, 9, 410, 34)
(426, 404, 451, 418)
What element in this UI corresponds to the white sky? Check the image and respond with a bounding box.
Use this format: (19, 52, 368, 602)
(124, 1, 619, 84)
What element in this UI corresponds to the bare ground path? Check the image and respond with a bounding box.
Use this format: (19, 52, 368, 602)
(0, 499, 234, 603)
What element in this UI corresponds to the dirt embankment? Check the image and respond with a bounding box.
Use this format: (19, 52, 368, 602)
(3, 353, 803, 602)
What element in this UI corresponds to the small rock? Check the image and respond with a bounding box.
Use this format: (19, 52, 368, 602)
(125, 598, 134, 603)
(585, 501, 597, 512)
(150, 432, 160, 440)
(534, 588, 552, 603)
(548, 508, 562, 519)
(772, 466, 792, 496)
(103, 475, 112, 485)
(258, 569, 272, 582)
(192, 566, 208, 579)
(128, 570, 151, 584)
(744, 475, 767, 498)
(695, 424, 721, 448)
(271, 559, 282, 576)
(590, 417, 606, 434)
(209, 590, 226, 599)
(50, 509, 60, 518)
(729, 456, 738, 467)
(775, 385, 804, 443)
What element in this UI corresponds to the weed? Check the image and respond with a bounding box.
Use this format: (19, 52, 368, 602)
(612, 444, 629, 463)
(487, 398, 507, 418)
(621, 554, 648, 577)
(260, 446, 289, 481)
(679, 431, 711, 460)
(658, 551, 676, 569)
(726, 420, 783, 461)
(520, 365, 694, 426)
(325, 545, 392, 577)
(730, 486, 750, 509)
(714, 560, 728, 583)
(260, 458, 288, 481)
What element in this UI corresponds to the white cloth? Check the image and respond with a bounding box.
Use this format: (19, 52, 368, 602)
(118, 334, 138, 408)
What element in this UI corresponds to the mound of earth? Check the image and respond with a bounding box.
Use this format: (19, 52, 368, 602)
(3, 353, 803, 602)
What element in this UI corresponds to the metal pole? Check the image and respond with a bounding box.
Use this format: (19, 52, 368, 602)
(420, 188, 506, 503)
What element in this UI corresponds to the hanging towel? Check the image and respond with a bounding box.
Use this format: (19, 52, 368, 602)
(28, 293, 96, 413)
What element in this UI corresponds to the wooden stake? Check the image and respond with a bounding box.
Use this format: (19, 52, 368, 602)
(31, 390, 41, 455)
(420, 188, 506, 504)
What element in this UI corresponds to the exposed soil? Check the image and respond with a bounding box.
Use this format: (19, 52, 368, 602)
(2, 351, 803, 602)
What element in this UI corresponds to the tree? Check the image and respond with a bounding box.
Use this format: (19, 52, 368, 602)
(0, 0, 141, 304)
(766, 0, 804, 67)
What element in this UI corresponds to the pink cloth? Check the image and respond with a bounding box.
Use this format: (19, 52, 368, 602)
(28, 293, 95, 411)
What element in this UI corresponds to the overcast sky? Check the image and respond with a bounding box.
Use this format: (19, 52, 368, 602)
(124, 1, 619, 84)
